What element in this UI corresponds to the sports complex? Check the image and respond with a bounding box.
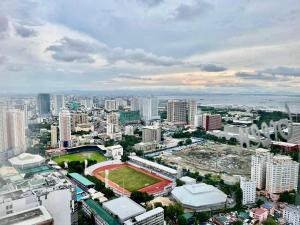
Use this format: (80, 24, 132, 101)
(86, 155, 177, 196)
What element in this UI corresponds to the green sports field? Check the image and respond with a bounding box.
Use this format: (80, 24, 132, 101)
(100, 166, 160, 192)
(53, 151, 106, 164)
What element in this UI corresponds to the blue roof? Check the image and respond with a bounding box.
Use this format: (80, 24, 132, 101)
(263, 202, 273, 209)
(69, 173, 95, 187)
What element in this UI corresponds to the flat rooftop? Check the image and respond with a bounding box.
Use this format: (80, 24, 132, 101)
(103, 196, 146, 222)
(85, 199, 120, 225)
(69, 173, 95, 187)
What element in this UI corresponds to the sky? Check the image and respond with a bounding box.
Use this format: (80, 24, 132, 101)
(0, 0, 300, 94)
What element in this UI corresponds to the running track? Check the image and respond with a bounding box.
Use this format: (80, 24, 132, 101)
(92, 163, 173, 195)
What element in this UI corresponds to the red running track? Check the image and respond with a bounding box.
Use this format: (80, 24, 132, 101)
(92, 163, 173, 195)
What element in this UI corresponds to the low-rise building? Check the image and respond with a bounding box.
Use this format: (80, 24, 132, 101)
(171, 183, 227, 211)
(8, 153, 46, 169)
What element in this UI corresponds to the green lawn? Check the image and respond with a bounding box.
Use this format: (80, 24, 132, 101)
(53, 151, 106, 164)
(100, 166, 160, 192)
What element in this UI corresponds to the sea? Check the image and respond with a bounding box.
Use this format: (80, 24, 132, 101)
(159, 94, 300, 113)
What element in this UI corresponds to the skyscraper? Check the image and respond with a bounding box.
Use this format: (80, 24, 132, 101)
(59, 110, 72, 148)
(240, 177, 256, 205)
(251, 148, 273, 190)
(187, 99, 197, 126)
(104, 99, 117, 112)
(142, 126, 161, 143)
(53, 95, 65, 115)
(0, 104, 8, 164)
(167, 100, 187, 125)
(37, 93, 51, 115)
(6, 109, 26, 156)
(106, 112, 121, 140)
(139, 97, 159, 123)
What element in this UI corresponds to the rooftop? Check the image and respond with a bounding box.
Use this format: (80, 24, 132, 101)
(8, 153, 45, 166)
(103, 196, 146, 222)
(171, 183, 227, 208)
(84, 199, 120, 225)
(129, 155, 177, 175)
(69, 173, 95, 187)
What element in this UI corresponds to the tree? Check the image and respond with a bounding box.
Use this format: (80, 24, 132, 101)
(130, 191, 154, 204)
(256, 199, 265, 207)
(234, 184, 243, 209)
(121, 153, 129, 162)
(178, 141, 184, 146)
(185, 138, 192, 145)
(279, 191, 296, 204)
(194, 212, 210, 223)
(263, 217, 278, 225)
(165, 203, 184, 225)
(176, 179, 184, 187)
(232, 220, 243, 225)
(178, 215, 187, 225)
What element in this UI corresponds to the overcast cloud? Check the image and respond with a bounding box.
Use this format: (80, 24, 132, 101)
(0, 0, 299, 93)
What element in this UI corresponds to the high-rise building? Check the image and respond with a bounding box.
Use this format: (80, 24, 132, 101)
(6, 109, 26, 156)
(37, 93, 51, 115)
(139, 97, 159, 123)
(288, 123, 300, 145)
(105, 99, 117, 112)
(71, 112, 88, 131)
(251, 148, 273, 190)
(202, 114, 222, 131)
(283, 205, 300, 225)
(0, 104, 8, 164)
(187, 99, 197, 126)
(167, 100, 187, 125)
(131, 97, 140, 111)
(119, 111, 140, 125)
(51, 125, 58, 148)
(142, 126, 161, 143)
(106, 112, 121, 140)
(53, 95, 65, 115)
(266, 155, 299, 194)
(240, 177, 256, 205)
(59, 110, 72, 148)
(194, 114, 203, 128)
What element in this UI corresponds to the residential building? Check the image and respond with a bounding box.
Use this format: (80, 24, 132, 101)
(53, 95, 65, 115)
(37, 93, 51, 115)
(240, 177, 256, 205)
(142, 126, 161, 143)
(6, 109, 26, 156)
(105, 99, 117, 112)
(203, 114, 222, 131)
(0, 104, 8, 164)
(288, 123, 300, 145)
(71, 112, 88, 131)
(266, 155, 299, 194)
(105, 145, 123, 160)
(167, 100, 187, 125)
(131, 97, 139, 111)
(251, 148, 273, 190)
(59, 110, 72, 148)
(106, 112, 122, 140)
(139, 97, 159, 123)
(187, 99, 197, 126)
(283, 205, 300, 225)
(51, 125, 58, 148)
(194, 114, 203, 128)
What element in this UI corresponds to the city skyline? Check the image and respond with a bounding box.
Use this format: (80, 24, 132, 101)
(0, 0, 299, 94)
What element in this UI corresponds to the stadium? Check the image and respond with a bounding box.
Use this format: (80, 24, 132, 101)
(85, 156, 177, 196)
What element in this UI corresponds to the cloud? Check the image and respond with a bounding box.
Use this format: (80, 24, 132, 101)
(171, 0, 213, 21)
(235, 72, 276, 80)
(259, 67, 300, 76)
(0, 16, 9, 38)
(46, 37, 105, 63)
(201, 64, 227, 72)
(6, 64, 23, 72)
(135, 0, 163, 7)
(46, 37, 182, 66)
(14, 24, 38, 38)
(0, 56, 8, 65)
